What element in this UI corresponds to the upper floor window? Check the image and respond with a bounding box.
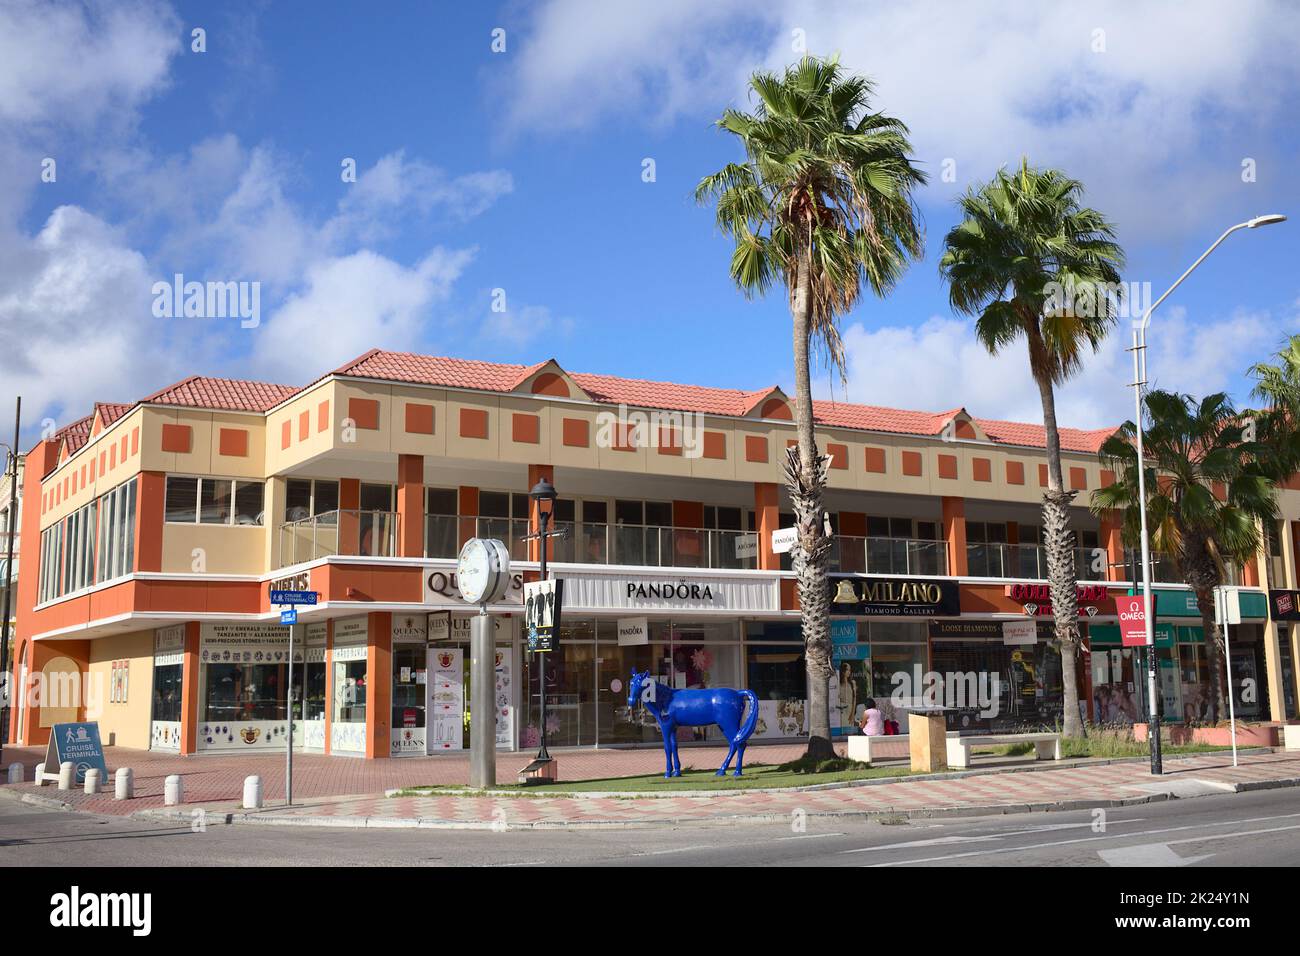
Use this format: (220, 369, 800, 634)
(166, 476, 264, 526)
(39, 476, 137, 602)
(359, 482, 393, 512)
(284, 479, 338, 522)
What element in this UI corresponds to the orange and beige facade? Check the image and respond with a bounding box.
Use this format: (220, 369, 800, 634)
(7, 349, 1298, 759)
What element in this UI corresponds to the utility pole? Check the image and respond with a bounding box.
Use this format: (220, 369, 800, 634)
(0, 396, 21, 762)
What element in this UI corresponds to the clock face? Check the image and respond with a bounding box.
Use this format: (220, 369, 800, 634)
(457, 540, 492, 604)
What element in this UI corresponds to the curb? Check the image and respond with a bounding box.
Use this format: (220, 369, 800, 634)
(130, 791, 1183, 830)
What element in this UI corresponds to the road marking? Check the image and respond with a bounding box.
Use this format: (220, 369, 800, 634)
(849, 811, 1300, 866)
(846, 818, 1147, 853)
(644, 844, 715, 855)
(773, 832, 845, 842)
(1098, 844, 1214, 867)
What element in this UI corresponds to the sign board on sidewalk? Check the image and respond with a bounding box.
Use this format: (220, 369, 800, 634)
(270, 590, 318, 605)
(524, 578, 563, 653)
(1116, 595, 1149, 647)
(771, 527, 798, 554)
(46, 722, 107, 784)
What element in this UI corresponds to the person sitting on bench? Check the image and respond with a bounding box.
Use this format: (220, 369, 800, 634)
(859, 697, 883, 736)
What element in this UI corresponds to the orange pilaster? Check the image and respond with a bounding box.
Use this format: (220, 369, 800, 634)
(365, 612, 392, 759)
(942, 496, 968, 577)
(339, 478, 360, 557)
(134, 471, 165, 572)
(396, 454, 424, 558)
(754, 482, 779, 571)
(526, 465, 552, 562)
(1099, 512, 1126, 582)
(458, 486, 479, 549)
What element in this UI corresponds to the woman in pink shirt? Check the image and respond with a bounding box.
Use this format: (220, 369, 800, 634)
(859, 698, 884, 736)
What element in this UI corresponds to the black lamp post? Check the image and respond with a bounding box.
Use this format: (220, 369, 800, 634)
(529, 476, 557, 763)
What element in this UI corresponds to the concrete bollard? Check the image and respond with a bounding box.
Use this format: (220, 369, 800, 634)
(84, 768, 102, 795)
(242, 775, 262, 810)
(115, 767, 133, 800)
(164, 774, 182, 806)
(34, 762, 46, 786)
(57, 762, 75, 791)
(7, 762, 22, 784)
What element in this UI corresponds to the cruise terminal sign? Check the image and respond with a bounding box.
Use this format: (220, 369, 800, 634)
(829, 575, 960, 617)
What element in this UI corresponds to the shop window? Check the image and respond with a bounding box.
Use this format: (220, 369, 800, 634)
(152, 663, 183, 722)
(333, 659, 367, 724)
(204, 662, 288, 722)
(302, 661, 326, 721)
(167, 476, 264, 526)
(425, 487, 459, 558)
(391, 644, 427, 736)
(284, 478, 339, 522)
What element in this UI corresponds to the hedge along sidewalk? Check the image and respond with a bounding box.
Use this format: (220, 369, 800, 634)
(386, 747, 1277, 800)
(109, 750, 1300, 831)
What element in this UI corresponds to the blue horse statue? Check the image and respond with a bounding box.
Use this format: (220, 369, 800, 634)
(626, 670, 759, 777)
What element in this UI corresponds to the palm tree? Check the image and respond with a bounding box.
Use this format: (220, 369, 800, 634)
(1249, 334, 1300, 476)
(938, 161, 1125, 739)
(1091, 390, 1278, 721)
(697, 55, 925, 759)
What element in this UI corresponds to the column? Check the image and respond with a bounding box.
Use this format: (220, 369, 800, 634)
(1099, 511, 1126, 582)
(672, 500, 703, 567)
(365, 611, 392, 759)
(942, 496, 967, 577)
(754, 482, 779, 571)
(180, 621, 200, 754)
(323, 619, 333, 755)
(397, 454, 424, 558)
(133, 471, 165, 572)
(458, 486, 479, 550)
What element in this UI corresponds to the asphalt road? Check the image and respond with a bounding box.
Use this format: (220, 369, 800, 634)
(3, 787, 1300, 867)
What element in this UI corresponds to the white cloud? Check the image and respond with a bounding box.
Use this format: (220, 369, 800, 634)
(503, 0, 1300, 239)
(249, 248, 476, 382)
(837, 304, 1300, 430)
(484, 302, 576, 352)
(0, 205, 188, 428)
(0, 0, 180, 127)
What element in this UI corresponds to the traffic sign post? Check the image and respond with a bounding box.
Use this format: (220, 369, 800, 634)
(270, 589, 317, 805)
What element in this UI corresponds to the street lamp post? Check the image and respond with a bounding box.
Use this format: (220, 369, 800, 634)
(1130, 213, 1286, 776)
(528, 477, 558, 763)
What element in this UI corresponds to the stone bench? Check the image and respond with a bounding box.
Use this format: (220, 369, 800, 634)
(845, 734, 910, 763)
(946, 731, 1062, 769)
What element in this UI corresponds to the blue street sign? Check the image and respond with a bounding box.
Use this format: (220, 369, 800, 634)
(280, 608, 297, 625)
(270, 590, 318, 605)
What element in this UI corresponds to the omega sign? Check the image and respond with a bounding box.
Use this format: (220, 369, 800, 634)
(829, 575, 960, 617)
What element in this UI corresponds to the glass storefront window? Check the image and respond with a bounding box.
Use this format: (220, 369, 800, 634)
(333, 660, 367, 723)
(152, 663, 182, 722)
(203, 663, 287, 722)
(303, 661, 327, 721)
(392, 644, 427, 733)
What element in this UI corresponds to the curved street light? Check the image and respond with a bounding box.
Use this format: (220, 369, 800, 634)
(1130, 214, 1286, 775)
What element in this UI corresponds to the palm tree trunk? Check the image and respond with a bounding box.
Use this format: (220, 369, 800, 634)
(789, 252, 835, 761)
(1031, 354, 1084, 739)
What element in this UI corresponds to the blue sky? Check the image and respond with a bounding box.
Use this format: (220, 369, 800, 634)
(2, 0, 1298, 441)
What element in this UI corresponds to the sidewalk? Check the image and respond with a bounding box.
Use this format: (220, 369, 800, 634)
(7, 745, 1300, 830)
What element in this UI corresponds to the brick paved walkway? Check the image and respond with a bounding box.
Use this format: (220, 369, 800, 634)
(6, 742, 1298, 830)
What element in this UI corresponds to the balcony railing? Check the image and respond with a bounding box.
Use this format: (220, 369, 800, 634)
(278, 510, 399, 567)
(832, 536, 948, 576)
(964, 543, 1111, 582)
